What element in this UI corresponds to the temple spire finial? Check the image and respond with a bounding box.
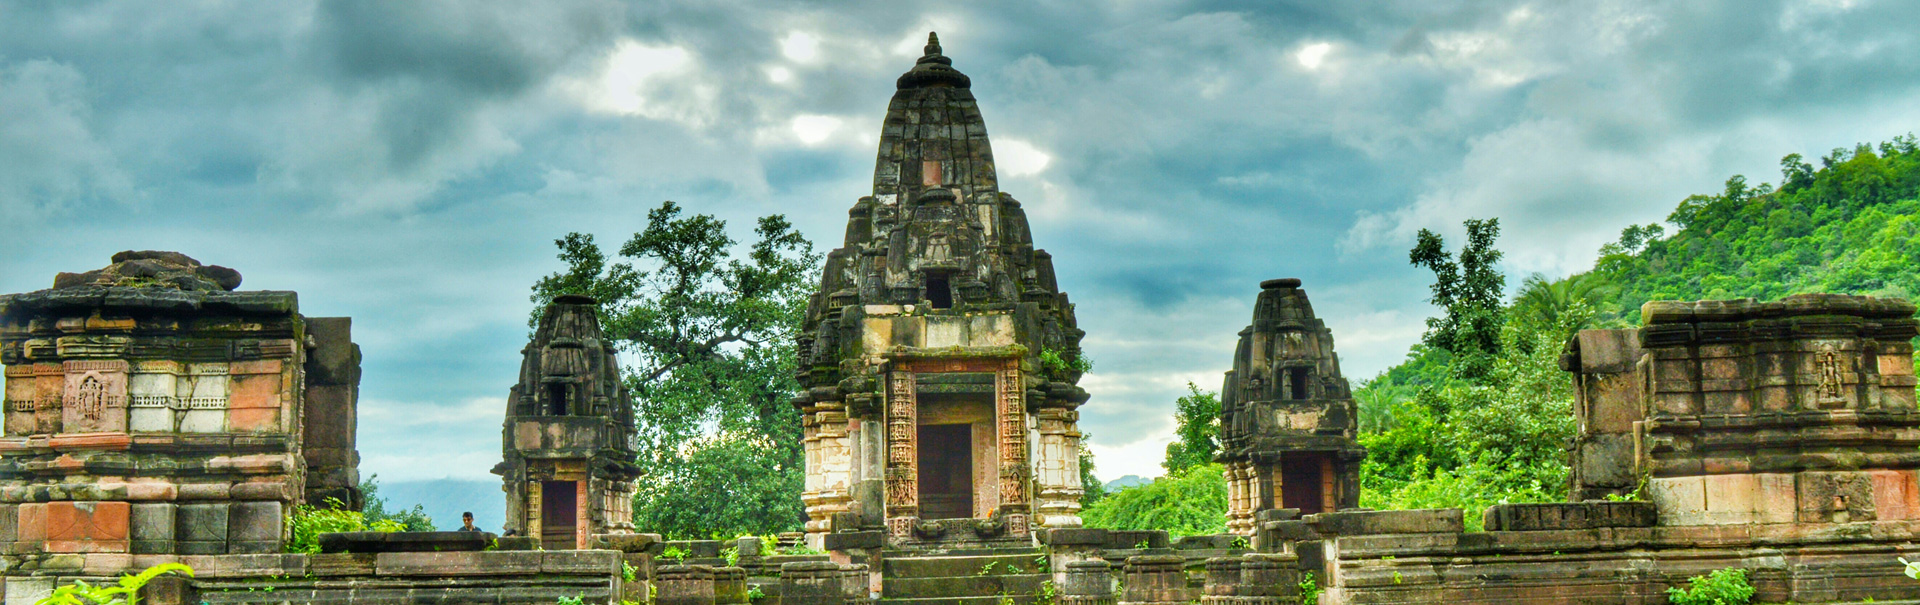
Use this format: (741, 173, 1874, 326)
(924, 32, 942, 57)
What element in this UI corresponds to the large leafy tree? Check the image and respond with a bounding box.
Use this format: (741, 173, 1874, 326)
(531, 201, 820, 539)
(1161, 383, 1221, 473)
(1409, 219, 1506, 380)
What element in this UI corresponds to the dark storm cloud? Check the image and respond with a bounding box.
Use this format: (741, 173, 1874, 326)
(2, 0, 1918, 480)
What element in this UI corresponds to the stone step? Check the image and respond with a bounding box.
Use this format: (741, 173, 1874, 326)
(882, 574, 1049, 599)
(878, 595, 1038, 605)
(883, 552, 1048, 578)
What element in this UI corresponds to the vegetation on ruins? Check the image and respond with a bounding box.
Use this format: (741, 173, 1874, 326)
(285, 499, 407, 554)
(1664, 568, 1755, 605)
(35, 562, 192, 605)
(1353, 134, 1920, 526)
(359, 473, 436, 531)
(532, 201, 820, 539)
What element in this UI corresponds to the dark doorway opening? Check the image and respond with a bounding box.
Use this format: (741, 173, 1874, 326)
(547, 383, 569, 415)
(540, 480, 578, 550)
(1288, 367, 1310, 400)
(917, 424, 973, 519)
(926, 274, 953, 309)
(1280, 457, 1327, 514)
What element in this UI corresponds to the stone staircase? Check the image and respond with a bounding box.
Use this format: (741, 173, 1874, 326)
(879, 548, 1051, 605)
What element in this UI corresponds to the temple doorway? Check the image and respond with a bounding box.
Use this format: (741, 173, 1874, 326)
(917, 424, 973, 519)
(1279, 456, 1331, 514)
(914, 373, 998, 519)
(541, 480, 578, 550)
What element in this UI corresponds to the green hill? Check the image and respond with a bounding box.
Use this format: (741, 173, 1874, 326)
(1587, 135, 1920, 320)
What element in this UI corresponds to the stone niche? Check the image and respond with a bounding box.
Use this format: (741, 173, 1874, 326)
(0, 251, 361, 568)
(1563, 293, 1920, 525)
(1217, 279, 1365, 536)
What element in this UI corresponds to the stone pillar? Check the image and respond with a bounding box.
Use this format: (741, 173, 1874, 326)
(1225, 462, 1254, 535)
(782, 561, 855, 605)
(1201, 557, 1241, 605)
(803, 402, 854, 535)
(1033, 405, 1084, 528)
(1119, 555, 1192, 605)
(1059, 560, 1116, 605)
(840, 563, 869, 604)
(714, 567, 748, 605)
(656, 565, 718, 605)
(1240, 552, 1300, 605)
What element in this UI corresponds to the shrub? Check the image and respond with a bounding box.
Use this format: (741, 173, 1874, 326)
(38, 562, 192, 605)
(285, 499, 405, 554)
(1665, 568, 1754, 605)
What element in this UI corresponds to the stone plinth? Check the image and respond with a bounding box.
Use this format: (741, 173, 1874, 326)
(316, 530, 496, 553)
(0, 252, 360, 575)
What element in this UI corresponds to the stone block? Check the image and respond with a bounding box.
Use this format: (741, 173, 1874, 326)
(175, 503, 228, 554)
(1650, 476, 1707, 526)
(178, 553, 306, 578)
(135, 575, 197, 605)
(82, 553, 134, 574)
(591, 532, 661, 553)
(1482, 501, 1656, 531)
(494, 536, 540, 551)
(543, 549, 620, 574)
(375, 550, 541, 576)
(1797, 471, 1875, 523)
(1104, 529, 1169, 549)
(130, 503, 175, 554)
(1305, 508, 1463, 536)
(0, 504, 14, 544)
(301, 385, 355, 448)
(308, 552, 375, 576)
(227, 501, 282, 552)
(4, 577, 52, 605)
(1870, 470, 1920, 521)
(226, 373, 280, 432)
(821, 530, 884, 551)
(318, 530, 493, 553)
(45, 501, 129, 553)
(16, 503, 45, 545)
(304, 317, 358, 386)
(1702, 474, 1760, 524)
(1038, 527, 1107, 546)
(229, 481, 287, 500)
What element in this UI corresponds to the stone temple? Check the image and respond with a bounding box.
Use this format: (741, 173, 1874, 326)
(1217, 278, 1363, 534)
(791, 33, 1091, 548)
(493, 294, 640, 550)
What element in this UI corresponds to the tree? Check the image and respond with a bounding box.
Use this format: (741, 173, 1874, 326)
(1079, 434, 1108, 508)
(532, 201, 820, 539)
(1508, 272, 1613, 342)
(1161, 383, 1221, 473)
(1409, 218, 1506, 379)
(359, 474, 435, 531)
(1080, 464, 1227, 536)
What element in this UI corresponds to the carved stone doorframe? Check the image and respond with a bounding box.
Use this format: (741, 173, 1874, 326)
(883, 356, 1029, 539)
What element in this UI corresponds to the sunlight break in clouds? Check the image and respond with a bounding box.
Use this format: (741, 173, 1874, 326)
(790, 114, 843, 145)
(1296, 42, 1333, 69)
(572, 38, 693, 116)
(781, 31, 821, 63)
(995, 139, 1052, 177)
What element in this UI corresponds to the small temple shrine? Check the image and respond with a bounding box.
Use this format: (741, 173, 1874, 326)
(1217, 278, 1364, 535)
(493, 294, 640, 549)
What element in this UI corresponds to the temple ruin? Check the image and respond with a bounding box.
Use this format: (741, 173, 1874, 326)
(0, 251, 360, 562)
(2, 31, 1920, 605)
(1217, 278, 1364, 534)
(493, 294, 641, 550)
(791, 33, 1090, 548)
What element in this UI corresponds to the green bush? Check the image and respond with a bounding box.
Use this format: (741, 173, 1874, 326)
(1081, 464, 1226, 536)
(1665, 568, 1754, 605)
(37, 562, 192, 605)
(285, 499, 405, 554)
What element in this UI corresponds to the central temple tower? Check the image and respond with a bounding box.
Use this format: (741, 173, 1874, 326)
(792, 34, 1089, 547)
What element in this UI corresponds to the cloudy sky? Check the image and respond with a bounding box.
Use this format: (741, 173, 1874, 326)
(4, 0, 1919, 487)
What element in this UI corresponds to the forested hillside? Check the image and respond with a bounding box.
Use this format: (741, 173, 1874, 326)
(1086, 135, 1920, 533)
(1354, 135, 1920, 525)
